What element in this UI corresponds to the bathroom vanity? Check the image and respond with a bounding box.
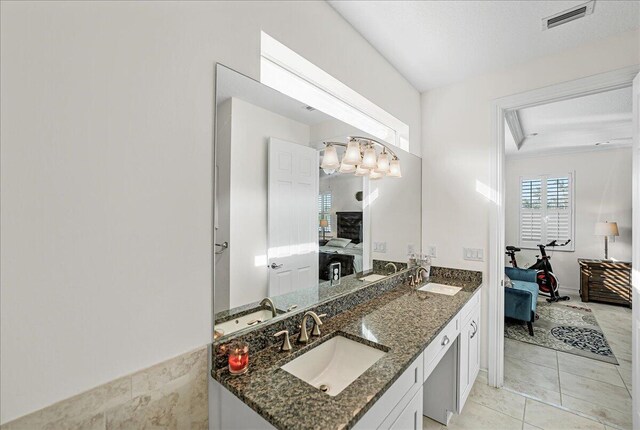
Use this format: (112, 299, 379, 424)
(211, 271, 482, 430)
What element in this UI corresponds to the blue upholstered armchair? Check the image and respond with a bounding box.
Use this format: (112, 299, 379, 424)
(504, 267, 539, 336)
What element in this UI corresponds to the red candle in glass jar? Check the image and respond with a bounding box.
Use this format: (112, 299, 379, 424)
(228, 342, 249, 375)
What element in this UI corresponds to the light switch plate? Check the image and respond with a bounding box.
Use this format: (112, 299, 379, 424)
(374, 242, 387, 253)
(463, 248, 484, 261)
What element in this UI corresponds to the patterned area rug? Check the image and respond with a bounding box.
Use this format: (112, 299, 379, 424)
(505, 301, 618, 365)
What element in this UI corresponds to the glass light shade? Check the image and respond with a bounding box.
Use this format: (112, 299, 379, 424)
(342, 140, 362, 165)
(369, 170, 384, 180)
(361, 146, 378, 170)
(339, 161, 356, 173)
(374, 151, 390, 173)
(354, 165, 369, 176)
(322, 168, 336, 175)
(321, 144, 340, 170)
(387, 158, 402, 178)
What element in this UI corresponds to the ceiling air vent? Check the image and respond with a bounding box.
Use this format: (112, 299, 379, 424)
(542, 1, 595, 30)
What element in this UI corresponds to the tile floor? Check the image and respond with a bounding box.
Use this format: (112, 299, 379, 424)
(424, 294, 632, 430)
(503, 294, 632, 429)
(424, 370, 620, 430)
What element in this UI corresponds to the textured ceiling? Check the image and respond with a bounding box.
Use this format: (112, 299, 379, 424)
(329, 1, 640, 91)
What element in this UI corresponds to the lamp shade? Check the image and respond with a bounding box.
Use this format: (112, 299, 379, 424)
(339, 160, 356, 173)
(374, 150, 390, 173)
(387, 158, 402, 178)
(354, 165, 369, 176)
(319, 219, 329, 228)
(342, 139, 362, 165)
(320, 144, 340, 170)
(369, 170, 384, 180)
(594, 222, 619, 236)
(361, 145, 378, 170)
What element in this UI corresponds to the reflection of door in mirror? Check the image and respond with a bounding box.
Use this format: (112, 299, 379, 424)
(268, 138, 319, 297)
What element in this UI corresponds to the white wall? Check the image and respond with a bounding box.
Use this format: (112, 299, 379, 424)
(421, 29, 640, 369)
(505, 148, 633, 291)
(0, 1, 420, 423)
(228, 98, 311, 309)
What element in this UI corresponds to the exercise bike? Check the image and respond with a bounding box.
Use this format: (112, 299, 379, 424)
(505, 239, 571, 303)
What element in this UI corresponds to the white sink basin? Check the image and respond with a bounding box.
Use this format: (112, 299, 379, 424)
(281, 335, 386, 396)
(418, 282, 462, 296)
(216, 309, 276, 337)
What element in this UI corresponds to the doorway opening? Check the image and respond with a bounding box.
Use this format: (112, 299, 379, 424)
(487, 65, 640, 428)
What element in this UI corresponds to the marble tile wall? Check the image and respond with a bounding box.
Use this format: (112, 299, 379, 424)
(1, 346, 208, 430)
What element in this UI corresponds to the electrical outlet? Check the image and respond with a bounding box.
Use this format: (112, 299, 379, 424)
(463, 247, 484, 261)
(374, 242, 387, 253)
(427, 245, 437, 258)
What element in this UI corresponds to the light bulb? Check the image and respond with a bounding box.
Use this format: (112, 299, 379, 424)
(320, 144, 340, 170)
(374, 150, 390, 173)
(361, 145, 378, 169)
(354, 165, 369, 176)
(342, 139, 362, 165)
(388, 158, 402, 178)
(369, 170, 384, 180)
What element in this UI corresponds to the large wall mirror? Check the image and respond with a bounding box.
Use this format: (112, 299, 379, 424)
(214, 64, 421, 341)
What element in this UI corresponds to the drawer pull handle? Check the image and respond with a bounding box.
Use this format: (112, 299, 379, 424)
(441, 335, 450, 346)
(470, 321, 478, 338)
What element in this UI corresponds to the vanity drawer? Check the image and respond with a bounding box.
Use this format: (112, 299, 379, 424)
(355, 353, 423, 430)
(459, 289, 481, 323)
(423, 315, 459, 382)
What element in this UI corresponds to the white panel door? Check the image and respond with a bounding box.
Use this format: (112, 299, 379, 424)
(268, 138, 318, 297)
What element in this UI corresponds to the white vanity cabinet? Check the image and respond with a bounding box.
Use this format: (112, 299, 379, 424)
(458, 291, 481, 412)
(355, 353, 424, 430)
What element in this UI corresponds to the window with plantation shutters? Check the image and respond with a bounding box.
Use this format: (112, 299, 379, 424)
(318, 193, 332, 233)
(518, 174, 574, 251)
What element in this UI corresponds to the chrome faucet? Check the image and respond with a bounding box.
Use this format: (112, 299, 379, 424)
(260, 297, 277, 318)
(384, 262, 398, 274)
(297, 311, 325, 344)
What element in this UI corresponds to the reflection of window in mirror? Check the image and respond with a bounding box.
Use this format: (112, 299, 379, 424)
(318, 193, 332, 237)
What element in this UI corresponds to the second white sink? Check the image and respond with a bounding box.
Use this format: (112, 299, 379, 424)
(418, 282, 462, 296)
(281, 335, 386, 396)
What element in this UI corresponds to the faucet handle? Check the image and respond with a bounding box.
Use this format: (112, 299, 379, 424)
(274, 330, 292, 352)
(311, 314, 327, 337)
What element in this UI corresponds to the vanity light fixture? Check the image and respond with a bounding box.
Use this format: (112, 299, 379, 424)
(321, 137, 401, 180)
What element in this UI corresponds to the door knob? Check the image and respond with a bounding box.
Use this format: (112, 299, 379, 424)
(270, 263, 283, 269)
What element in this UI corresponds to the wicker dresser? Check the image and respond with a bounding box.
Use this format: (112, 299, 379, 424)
(578, 259, 632, 307)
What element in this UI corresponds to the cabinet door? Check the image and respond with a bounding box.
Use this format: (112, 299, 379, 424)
(458, 304, 480, 412)
(390, 388, 423, 430)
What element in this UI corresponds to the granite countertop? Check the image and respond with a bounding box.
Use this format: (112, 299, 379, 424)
(213, 275, 482, 430)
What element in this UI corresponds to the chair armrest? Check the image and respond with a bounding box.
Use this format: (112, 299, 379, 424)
(504, 288, 533, 322)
